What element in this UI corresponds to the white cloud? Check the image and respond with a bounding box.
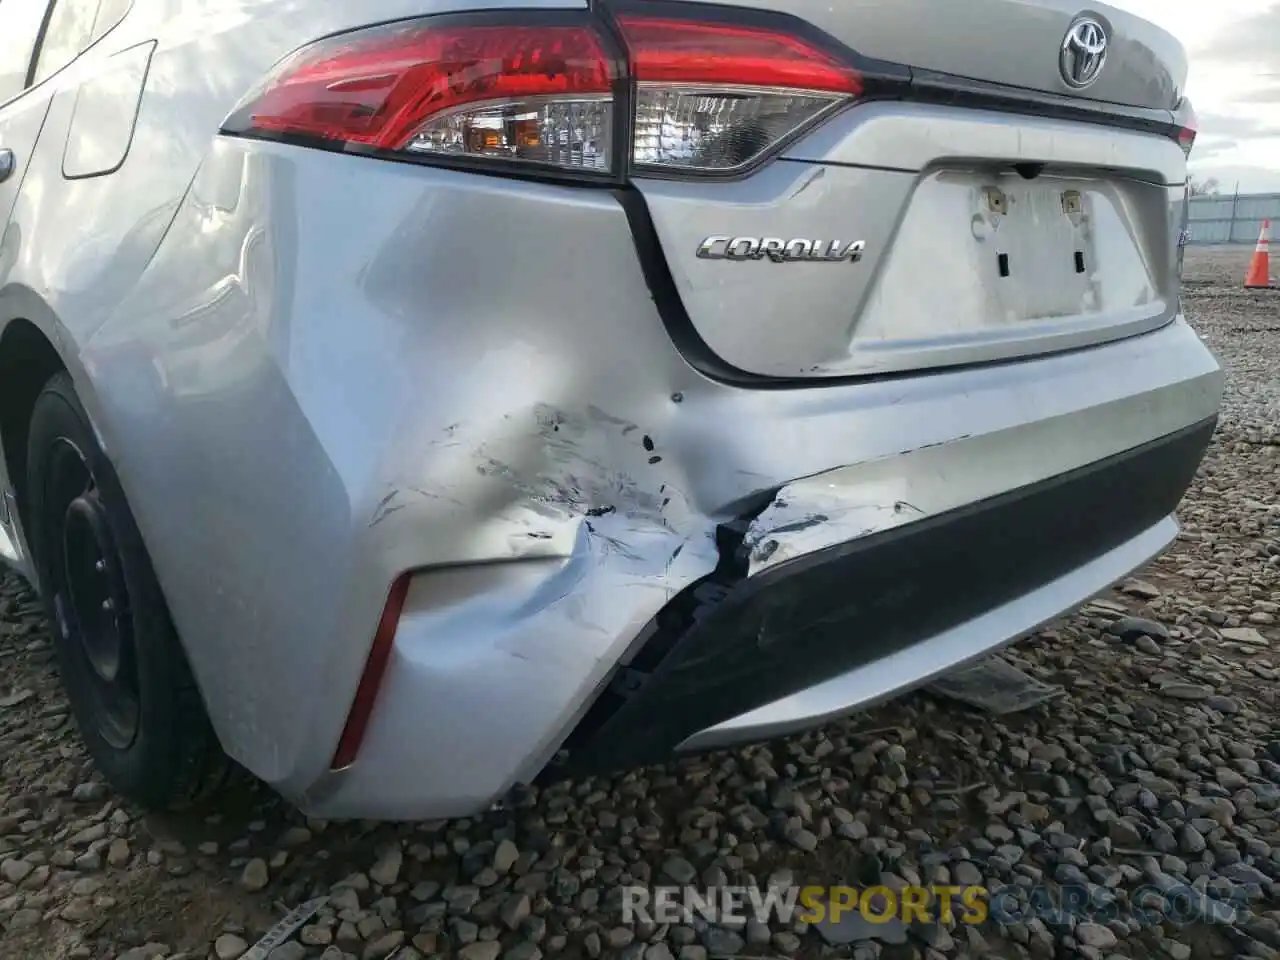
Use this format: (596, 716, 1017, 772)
(1108, 0, 1280, 192)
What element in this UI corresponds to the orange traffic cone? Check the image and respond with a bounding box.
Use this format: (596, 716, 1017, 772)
(1244, 219, 1273, 289)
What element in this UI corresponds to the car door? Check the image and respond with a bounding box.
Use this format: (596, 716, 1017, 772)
(0, 0, 102, 226)
(0, 0, 102, 559)
(0, 0, 58, 235)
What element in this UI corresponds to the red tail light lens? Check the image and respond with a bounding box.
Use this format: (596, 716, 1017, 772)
(223, 6, 871, 179)
(617, 16, 862, 93)
(1174, 98, 1197, 158)
(1177, 125, 1196, 157)
(226, 19, 618, 170)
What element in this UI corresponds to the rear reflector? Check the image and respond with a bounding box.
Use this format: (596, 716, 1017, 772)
(223, 5, 879, 179)
(330, 574, 411, 771)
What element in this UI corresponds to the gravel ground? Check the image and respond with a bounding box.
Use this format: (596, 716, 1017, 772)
(2, 246, 1278, 960)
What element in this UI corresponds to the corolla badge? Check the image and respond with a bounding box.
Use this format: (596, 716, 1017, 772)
(697, 236, 866, 263)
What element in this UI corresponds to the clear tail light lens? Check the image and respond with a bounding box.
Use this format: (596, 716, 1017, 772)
(619, 13, 861, 172)
(632, 87, 844, 171)
(223, 6, 874, 179)
(404, 96, 614, 171)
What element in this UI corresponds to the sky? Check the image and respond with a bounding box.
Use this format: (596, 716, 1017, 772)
(1111, 0, 1280, 193)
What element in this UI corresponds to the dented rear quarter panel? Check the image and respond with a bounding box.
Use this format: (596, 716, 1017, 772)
(80, 128, 1221, 802)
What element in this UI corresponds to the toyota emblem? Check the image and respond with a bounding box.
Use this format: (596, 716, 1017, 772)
(1060, 17, 1109, 89)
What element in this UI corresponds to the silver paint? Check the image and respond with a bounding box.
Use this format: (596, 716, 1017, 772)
(0, 0, 1219, 819)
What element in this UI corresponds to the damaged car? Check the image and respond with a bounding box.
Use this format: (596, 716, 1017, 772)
(0, 0, 1220, 817)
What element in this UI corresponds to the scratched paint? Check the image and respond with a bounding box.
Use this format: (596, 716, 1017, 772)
(743, 473, 928, 577)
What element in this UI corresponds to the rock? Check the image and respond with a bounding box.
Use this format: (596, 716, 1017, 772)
(1110, 819, 1144, 846)
(1159, 682, 1212, 701)
(240, 858, 270, 892)
(501, 893, 531, 930)
(0, 689, 34, 708)
(506, 943, 542, 960)
(107, 839, 131, 867)
(1179, 824, 1207, 855)
(278, 826, 313, 848)
(607, 927, 634, 949)
(1218, 767, 1249, 791)
(214, 935, 249, 960)
(71, 782, 108, 803)
(8, 908, 40, 930)
(663, 856, 697, 884)
(745, 919, 771, 945)
(59, 899, 97, 923)
(117, 947, 173, 960)
(786, 826, 818, 851)
(1136, 635, 1163, 656)
(1075, 923, 1117, 949)
(68, 823, 107, 846)
(494, 839, 520, 874)
(772, 932, 801, 953)
(701, 928, 745, 954)
(301, 925, 334, 946)
(370, 846, 403, 887)
(1221, 627, 1269, 646)
(1, 859, 33, 883)
(1107, 616, 1171, 641)
(459, 943, 502, 960)
(1121, 580, 1162, 599)
(363, 930, 405, 960)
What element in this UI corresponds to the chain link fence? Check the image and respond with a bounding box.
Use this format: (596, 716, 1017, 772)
(1186, 192, 1280, 245)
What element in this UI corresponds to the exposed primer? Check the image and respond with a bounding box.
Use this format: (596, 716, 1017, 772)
(743, 475, 929, 577)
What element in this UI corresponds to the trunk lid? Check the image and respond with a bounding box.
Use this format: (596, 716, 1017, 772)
(627, 0, 1190, 381)
(661, 0, 1188, 110)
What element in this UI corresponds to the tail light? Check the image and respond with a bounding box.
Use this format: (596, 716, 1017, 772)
(222, 3, 894, 181)
(1174, 98, 1197, 158)
(226, 19, 619, 173)
(617, 15, 861, 172)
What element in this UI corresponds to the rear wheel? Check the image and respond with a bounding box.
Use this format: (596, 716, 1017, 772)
(26, 372, 229, 808)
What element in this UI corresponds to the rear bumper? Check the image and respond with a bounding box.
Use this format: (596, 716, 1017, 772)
(560, 417, 1214, 775)
(304, 410, 1215, 822)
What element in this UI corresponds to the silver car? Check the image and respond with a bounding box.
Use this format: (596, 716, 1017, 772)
(0, 0, 1221, 819)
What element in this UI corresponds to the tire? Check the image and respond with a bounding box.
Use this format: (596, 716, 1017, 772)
(25, 372, 229, 809)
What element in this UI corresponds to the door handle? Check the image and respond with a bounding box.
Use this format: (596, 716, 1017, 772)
(0, 149, 14, 183)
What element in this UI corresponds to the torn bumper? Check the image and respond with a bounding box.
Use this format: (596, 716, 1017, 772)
(556, 417, 1214, 776)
